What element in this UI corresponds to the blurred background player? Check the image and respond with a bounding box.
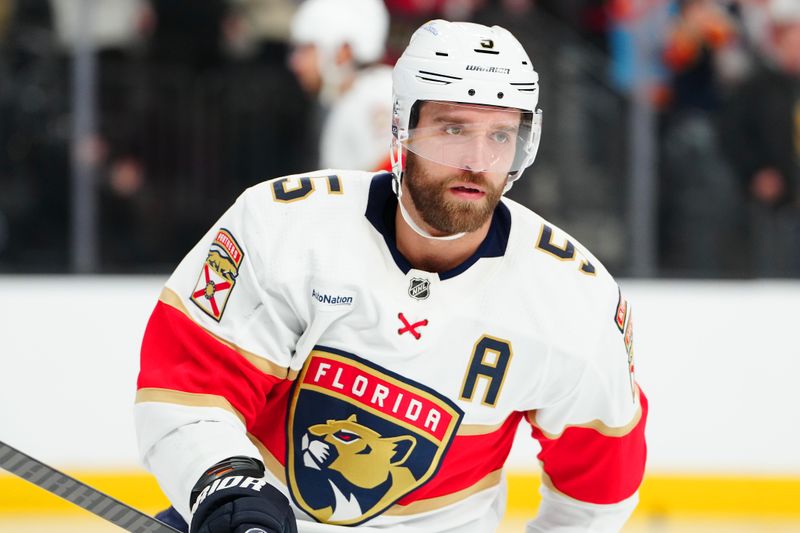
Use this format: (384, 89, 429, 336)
(289, 0, 393, 171)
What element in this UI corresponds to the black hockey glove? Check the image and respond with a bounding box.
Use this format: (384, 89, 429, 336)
(189, 456, 297, 533)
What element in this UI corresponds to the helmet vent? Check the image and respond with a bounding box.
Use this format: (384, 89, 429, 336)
(474, 49, 500, 55)
(417, 75, 452, 84)
(511, 81, 536, 92)
(435, 52, 449, 57)
(416, 70, 462, 85)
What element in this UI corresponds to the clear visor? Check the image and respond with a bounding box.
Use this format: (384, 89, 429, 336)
(400, 101, 540, 175)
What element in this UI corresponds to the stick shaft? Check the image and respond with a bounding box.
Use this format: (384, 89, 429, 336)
(0, 440, 180, 533)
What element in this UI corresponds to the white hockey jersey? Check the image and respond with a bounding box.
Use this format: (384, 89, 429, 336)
(135, 171, 647, 532)
(320, 66, 393, 171)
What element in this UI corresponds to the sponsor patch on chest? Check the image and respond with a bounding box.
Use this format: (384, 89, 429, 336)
(311, 288, 355, 307)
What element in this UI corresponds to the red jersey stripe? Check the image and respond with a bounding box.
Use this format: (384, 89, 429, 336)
(396, 411, 523, 504)
(137, 300, 285, 428)
(530, 388, 649, 504)
(249, 380, 294, 466)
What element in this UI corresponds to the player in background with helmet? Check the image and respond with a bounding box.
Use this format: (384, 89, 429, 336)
(289, 0, 393, 172)
(137, 20, 647, 533)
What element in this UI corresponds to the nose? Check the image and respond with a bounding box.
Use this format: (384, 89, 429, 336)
(459, 136, 496, 173)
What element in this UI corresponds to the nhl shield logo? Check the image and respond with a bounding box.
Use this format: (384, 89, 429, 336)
(190, 228, 244, 321)
(287, 347, 463, 526)
(408, 278, 430, 300)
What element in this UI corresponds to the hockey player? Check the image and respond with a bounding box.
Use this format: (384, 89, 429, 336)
(137, 20, 647, 533)
(289, 0, 393, 172)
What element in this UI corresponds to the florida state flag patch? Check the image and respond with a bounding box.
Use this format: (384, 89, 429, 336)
(190, 229, 244, 321)
(287, 347, 463, 526)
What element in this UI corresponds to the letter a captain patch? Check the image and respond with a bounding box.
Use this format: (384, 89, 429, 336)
(190, 229, 244, 321)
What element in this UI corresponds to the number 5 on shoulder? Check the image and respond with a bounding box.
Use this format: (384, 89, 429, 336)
(535, 224, 596, 276)
(271, 175, 342, 203)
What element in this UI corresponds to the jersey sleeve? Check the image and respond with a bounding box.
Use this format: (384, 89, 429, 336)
(526, 285, 648, 532)
(134, 184, 301, 520)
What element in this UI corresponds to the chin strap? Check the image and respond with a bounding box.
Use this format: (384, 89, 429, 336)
(397, 194, 466, 241)
(391, 137, 467, 241)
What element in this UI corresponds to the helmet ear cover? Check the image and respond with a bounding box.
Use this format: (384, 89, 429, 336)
(509, 111, 534, 179)
(408, 101, 422, 131)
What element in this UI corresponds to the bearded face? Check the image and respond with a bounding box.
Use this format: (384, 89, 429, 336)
(403, 153, 506, 235)
(399, 101, 522, 235)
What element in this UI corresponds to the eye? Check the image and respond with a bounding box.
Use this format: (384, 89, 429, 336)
(443, 124, 463, 136)
(333, 430, 361, 443)
(489, 130, 511, 144)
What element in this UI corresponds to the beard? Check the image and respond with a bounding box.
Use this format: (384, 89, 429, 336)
(404, 154, 505, 235)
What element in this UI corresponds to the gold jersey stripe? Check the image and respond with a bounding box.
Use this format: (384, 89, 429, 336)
(159, 287, 298, 381)
(135, 388, 246, 425)
(383, 469, 503, 515)
(457, 420, 508, 436)
(526, 385, 642, 439)
(248, 433, 502, 516)
(248, 435, 288, 485)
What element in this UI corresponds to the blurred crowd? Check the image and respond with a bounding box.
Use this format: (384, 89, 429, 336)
(0, 0, 798, 277)
(657, 0, 800, 277)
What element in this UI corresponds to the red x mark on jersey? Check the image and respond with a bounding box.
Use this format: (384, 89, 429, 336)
(398, 312, 428, 340)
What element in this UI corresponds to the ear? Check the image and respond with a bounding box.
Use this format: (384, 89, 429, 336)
(388, 435, 417, 466)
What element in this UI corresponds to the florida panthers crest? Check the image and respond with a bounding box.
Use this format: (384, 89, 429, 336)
(287, 347, 463, 526)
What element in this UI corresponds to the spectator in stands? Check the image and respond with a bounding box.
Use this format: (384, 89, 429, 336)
(222, 0, 313, 185)
(225, 0, 296, 65)
(50, 0, 153, 269)
(720, 0, 800, 277)
(145, 0, 229, 71)
(289, 0, 393, 171)
(0, 0, 71, 270)
(658, 0, 747, 277)
(0, 1, 11, 42)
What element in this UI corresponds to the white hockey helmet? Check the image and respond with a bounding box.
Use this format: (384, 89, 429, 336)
(290, 0, 390, 65)
(391, 20, 542, 190)
(769, 0, 800, 24)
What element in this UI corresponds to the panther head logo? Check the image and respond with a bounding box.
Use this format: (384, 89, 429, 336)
(300, 414, 417, 522)
(206, 250, 238, 281)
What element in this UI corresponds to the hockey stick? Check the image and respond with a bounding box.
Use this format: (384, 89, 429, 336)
(0, 439, 181, 533)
